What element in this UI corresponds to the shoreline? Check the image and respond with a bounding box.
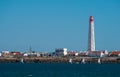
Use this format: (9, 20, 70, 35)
(0, 57, 120, 64)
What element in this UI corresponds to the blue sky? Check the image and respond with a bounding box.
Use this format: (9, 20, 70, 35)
(0, 0, 120, 52)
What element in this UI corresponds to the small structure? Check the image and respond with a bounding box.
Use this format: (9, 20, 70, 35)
(2, 51, 10, 54)
(78, 51, 88, 57)
(11, 51, 22, 57)
(75, 52, 79, 56)
(69, 58, 72, 63)
(98, 58, 101, 64)
(68, 51, 88, 57)
(55, 48, 68, 56)
(109, 51, 120, 57)
(88, 51, 105, 57)
(2, 51, 11, 57)
(23, 53, 28, 57)
(23, 52, 50, 57)
(67, 51, 76, 56)
(23, 52, 37, 57)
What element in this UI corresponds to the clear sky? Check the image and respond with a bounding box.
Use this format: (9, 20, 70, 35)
(0, 0, 120, 52)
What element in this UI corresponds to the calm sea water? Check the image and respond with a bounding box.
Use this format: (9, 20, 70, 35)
(0, 63, 120, 77)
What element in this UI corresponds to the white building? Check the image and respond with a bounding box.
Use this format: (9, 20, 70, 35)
(75, 52, 79, 56)
(103, 50, 109, 55)
(23, 53, 28, 57)
(55, 48, 68, 56)
(2, 51, 10, 54)
(23, 52, 37, 57)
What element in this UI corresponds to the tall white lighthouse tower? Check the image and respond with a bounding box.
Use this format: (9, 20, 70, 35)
(88, 16, 95, 51)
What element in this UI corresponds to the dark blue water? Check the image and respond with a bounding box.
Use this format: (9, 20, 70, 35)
(0, 63, 120, 77)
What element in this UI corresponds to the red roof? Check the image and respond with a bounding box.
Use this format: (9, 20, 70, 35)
(111, 52, 120, 55)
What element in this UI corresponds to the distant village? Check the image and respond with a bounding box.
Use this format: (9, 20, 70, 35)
(0, 48, 120, 58)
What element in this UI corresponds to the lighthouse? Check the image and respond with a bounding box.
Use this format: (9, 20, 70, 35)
(88, 16, 95, 51)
